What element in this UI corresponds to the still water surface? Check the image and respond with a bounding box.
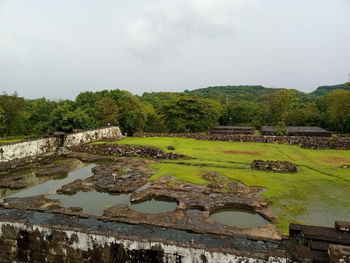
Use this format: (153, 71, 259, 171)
(210, 208, 269, 228)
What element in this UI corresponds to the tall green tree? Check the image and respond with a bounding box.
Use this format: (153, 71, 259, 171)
(143, 103, 167, 132)
(264, 90, 298, 124)
(285, 102, 321, 126)
(159, 96, 222, 133)
(26, 98, 57, 134)
(219, 101, 260, 126)
(95, 97, 120, 126)
(47, 101, 94, 132)
(325, 89, 350, 132)
(0, 92, 28, 136)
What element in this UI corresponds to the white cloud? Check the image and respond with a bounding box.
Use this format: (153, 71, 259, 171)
(124, 0, 257, 62)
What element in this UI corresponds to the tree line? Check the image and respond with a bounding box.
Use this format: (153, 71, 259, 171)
(0, 83, 349, 137)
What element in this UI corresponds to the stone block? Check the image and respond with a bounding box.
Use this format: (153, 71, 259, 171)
(335, 221, 350, 233)
(329, 244, 350, 263)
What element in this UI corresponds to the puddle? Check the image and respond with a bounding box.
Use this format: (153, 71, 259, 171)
(130, 198, 177, 214)
(49, 192, 131, 216)
(7, 164, 95, 198)
(210, 208, 269, 228)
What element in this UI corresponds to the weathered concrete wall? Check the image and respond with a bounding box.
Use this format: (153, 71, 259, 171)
(0, 137, 58, 163)
(65, 127, 122, 148)
(0, 127, 122, 169)
(0, 208, 293, 263)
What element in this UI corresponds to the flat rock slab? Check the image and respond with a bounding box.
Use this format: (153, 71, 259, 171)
(130, 175, 272, 219)
(0, 175, 28, 189)
(103, 204, 282, 240)
(3, 195, 83, 214)
(57, 158, 155, 195)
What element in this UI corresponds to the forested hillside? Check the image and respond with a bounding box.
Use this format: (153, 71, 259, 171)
(1, 83, 349, 137)
(309, 83, 348, 96)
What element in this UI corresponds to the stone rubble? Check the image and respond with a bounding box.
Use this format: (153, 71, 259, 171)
(251, 160, 298, 173)
(73, 144, 190, 159)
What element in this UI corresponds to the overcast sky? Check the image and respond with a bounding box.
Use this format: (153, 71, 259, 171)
(0, 0, 349, 100)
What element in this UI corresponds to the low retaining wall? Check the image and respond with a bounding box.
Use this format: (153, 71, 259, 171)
(0, 127, 122, 170)
(134, 133, 350, 150)
(0, 208, 293, 263)
(73, 144, 189, 159)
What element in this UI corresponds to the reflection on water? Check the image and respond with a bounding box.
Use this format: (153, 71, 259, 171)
(210, 208, 269, 228)
(8, 164, 95, 198)
(49, 192, 131, 216)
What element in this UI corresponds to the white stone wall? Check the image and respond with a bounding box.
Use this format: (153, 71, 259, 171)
(0, 126, 122, 164)
(0, 137, 58, 163)
(0, 221, 292, 263)
(65, 126, 122, 148)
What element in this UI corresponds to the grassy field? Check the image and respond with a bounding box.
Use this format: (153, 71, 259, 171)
(111, 137, 350, 233)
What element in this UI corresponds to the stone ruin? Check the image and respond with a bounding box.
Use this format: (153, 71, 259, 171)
(73, 143, 189, 160)
(135, 132, 350, 150)
(251, 160, 298, 173)
(290, 221, 350, 263)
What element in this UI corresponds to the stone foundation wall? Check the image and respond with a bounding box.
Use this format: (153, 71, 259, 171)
(0, 208, 293, 263)
(0, 127, 122, 170)
(135, 132, 350, 150)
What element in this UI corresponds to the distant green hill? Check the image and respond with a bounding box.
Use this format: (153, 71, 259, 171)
(187, 85, 267, 102)
(141, 83, 349, 109)
(310, 83, 348, 96)
(187, 85, 310, 103)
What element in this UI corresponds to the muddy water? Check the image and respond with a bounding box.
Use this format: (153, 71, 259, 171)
(210, 208, 269, 228)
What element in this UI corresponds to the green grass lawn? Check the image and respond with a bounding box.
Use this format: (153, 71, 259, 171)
(110, 137, 350, 233)
(0, 135, 36, 144)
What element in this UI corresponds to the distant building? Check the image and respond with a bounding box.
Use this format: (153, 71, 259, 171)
(209, 126, 253, 135)
(261, 126, 331, 137)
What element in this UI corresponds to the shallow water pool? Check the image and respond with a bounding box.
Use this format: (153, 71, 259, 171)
(210, 208, 269, 228)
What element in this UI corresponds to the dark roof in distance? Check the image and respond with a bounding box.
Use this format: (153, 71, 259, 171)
(261, 126, 331, 137)
(261, 126, 330, 133)
(211, 126, 252, 130)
